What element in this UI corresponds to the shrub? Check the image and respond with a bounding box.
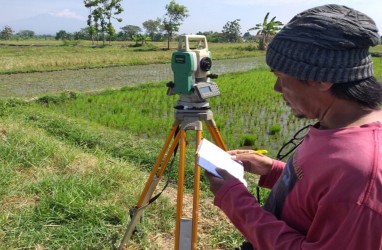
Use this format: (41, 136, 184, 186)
(240, 134, 257, 147)
(269, 124, 281, 135)
(62, 39, 81, 46)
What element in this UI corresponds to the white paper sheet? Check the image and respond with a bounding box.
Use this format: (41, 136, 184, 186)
(196, 138, 247, 186)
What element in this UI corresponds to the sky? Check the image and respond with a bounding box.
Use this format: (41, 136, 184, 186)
(1, 0, 381, 36)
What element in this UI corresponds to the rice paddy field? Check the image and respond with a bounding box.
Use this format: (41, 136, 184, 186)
(0, 40, 381, 249)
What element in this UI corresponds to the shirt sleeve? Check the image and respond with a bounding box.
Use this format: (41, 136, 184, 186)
(213, 179, 382, 250)
(258, 160, 285, 189)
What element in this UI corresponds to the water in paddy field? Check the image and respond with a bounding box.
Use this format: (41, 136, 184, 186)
(0, 57, 266, 98)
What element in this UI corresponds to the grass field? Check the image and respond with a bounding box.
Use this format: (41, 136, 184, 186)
(0, 40, 264, 74)
(0, 40, 381, 249)
(1, 70, 277, 249)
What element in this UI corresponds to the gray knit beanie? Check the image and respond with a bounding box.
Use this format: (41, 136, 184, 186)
(266, 4, 380, 84)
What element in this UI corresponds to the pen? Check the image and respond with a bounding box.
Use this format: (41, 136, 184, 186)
(238, 149, 268, 156)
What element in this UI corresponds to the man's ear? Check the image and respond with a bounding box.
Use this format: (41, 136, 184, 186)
(318, 81, 333, 92)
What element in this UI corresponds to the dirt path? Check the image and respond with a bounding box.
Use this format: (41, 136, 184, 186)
(0, 57, 265, 98)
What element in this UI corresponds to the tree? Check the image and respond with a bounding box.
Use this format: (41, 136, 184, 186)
(106, 23, 116, 43)
(196, 31, 223, 43)
(84, 0, 124, 46)
(75, 27, 93, 40)
(84, 0, 97, 44)
(0, 26, 13, 40)
(120, 25, 142, 41)
(143, 18, 162, 41)
(222, 19, 242, 43)
(132, 34, 151, 46)
(55, 30, 71, 40)
(249, 12, 283, 50)
(104, 0, 123, 44)
(16, 30, 35, 39)
(162, 0, 189, 50)
(242, 31, 253, 42)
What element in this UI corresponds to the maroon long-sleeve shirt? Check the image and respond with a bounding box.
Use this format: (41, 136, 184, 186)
(215, 122, 382, 249)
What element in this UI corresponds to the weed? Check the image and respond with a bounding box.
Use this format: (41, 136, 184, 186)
(269, 124, 281, 135)
(240, 134, 257, 147)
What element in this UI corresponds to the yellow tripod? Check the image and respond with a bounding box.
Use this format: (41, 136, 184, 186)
(118, 104, 226, 250)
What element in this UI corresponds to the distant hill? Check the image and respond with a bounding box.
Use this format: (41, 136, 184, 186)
(8, 13, 86, 35)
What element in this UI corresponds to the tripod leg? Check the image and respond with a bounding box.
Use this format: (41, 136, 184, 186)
(175, 129, 187, 250)
(137, 122, 180, 206)
(191, 129, 203, 249)
(118, 122, 181, 250)
(206, 119, 227, 150)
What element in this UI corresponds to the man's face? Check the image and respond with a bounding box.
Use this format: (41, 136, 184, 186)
(272, 70, 323, 119)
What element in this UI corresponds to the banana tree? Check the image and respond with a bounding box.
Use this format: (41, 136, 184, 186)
(249, 12, 283, 50)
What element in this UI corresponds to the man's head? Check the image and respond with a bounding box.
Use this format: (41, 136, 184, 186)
(266, 4, 380, 84)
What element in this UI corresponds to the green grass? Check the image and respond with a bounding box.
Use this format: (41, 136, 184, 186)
(0, 90, 245, 248)
(1, 40, 380, 75)
(0, 67, 293, 249)
(0, 107, 191, 249)
(0, 40, 265, 74)
(0, 42, 381, 249)
(23, 68, 312, 193)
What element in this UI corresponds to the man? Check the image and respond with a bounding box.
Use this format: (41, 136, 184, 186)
(205, 4, 382, 249)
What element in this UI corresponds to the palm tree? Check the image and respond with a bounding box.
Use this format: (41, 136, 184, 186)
(249, 12, 283, 50)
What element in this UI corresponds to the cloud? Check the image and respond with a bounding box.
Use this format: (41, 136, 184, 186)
(208, 0, 317, 6)
(206, 0, 368, 7)
(49, 9, 85, 21)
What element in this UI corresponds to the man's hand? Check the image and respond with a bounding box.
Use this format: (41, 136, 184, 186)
(204, 168, 237, 195)
(229, 150, 274, 176)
